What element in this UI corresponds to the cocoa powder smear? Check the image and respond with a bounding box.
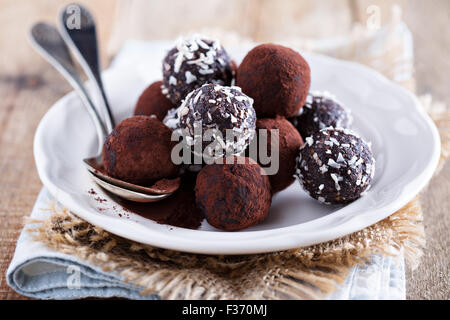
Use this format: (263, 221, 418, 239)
(89, 163, 204, 229)
(113, 173, 204, 229)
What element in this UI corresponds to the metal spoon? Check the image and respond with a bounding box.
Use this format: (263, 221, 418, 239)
(30, 21, 179, 202)
(58, 3, 115, 133)
(30, 22, 107, 154)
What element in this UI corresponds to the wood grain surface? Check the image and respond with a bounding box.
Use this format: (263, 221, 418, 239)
(0, 0, 448, 300)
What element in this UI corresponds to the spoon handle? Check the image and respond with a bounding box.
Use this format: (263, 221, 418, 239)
(30, 22, 108, 155)
(58, 3, 116, 134)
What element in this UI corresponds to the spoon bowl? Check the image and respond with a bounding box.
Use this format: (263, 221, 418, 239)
(83, 156, 181, 197)
(86, 171, 173, 203)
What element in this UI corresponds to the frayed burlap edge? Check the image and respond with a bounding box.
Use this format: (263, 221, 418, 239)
(419, 95, 450, 172)
(25, 97, 448, 300)
(26, 199, 424, 300)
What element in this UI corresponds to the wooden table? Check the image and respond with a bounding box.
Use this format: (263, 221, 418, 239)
(0, 0, 448, 300)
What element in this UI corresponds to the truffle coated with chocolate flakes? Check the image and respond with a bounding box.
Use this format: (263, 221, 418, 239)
(102, 116, 179, 185)
(178, 83, 256, 159)
(236, 43, 311, 118)
(289, 91, 352, 139)
(134, 81, 174, 120)
(295, 128, 375, 204)
(195, 156, 272, 231)
(162, 34, 233, 105)
(256, 117, 304, 193)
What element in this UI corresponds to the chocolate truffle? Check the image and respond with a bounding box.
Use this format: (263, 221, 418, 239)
(236, 43, 311, 117)
(295, 128, 375, 204)
(256, 117, 304, 193)
(162, 34, 233, 105)
(134, 81, 174, 120)
(102, 116, 179, 185)
(289, 91, 352, 139)
(178, 84, 256, 160)
(195, 156, 272, 231)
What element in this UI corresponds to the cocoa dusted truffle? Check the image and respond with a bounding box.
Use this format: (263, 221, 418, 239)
(134, 81, 174, 121)
(102, 116, 179, 185)
(178, 83, 256, 159)
(162, 34, 233, 105)
(289, 91, 352, 139)
(295, 128, 375, 204)
(236, 43, 311, 118)
(195, 156, 272, 231)
(256, 117, 304, 193)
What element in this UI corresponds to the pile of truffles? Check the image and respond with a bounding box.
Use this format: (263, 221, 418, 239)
(101, 35, 375, 231)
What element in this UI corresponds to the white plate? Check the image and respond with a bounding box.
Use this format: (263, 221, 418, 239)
(34, 45, 440, 255)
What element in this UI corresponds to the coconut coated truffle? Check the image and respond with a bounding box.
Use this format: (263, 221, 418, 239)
(162, 35, 233, 105)
(256, 117, 304, 193)
(236, 43, 311, 118)
(178, 84, 256, 159)
(102, 116, 179, 185)
(295, 128, 375, 204)
(134, 81, 175, 121)
(290, 91, 352, 139)
(195, 156, 272, 231)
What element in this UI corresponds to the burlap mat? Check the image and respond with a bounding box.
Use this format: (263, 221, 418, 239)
(25, 7, 450, 299)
